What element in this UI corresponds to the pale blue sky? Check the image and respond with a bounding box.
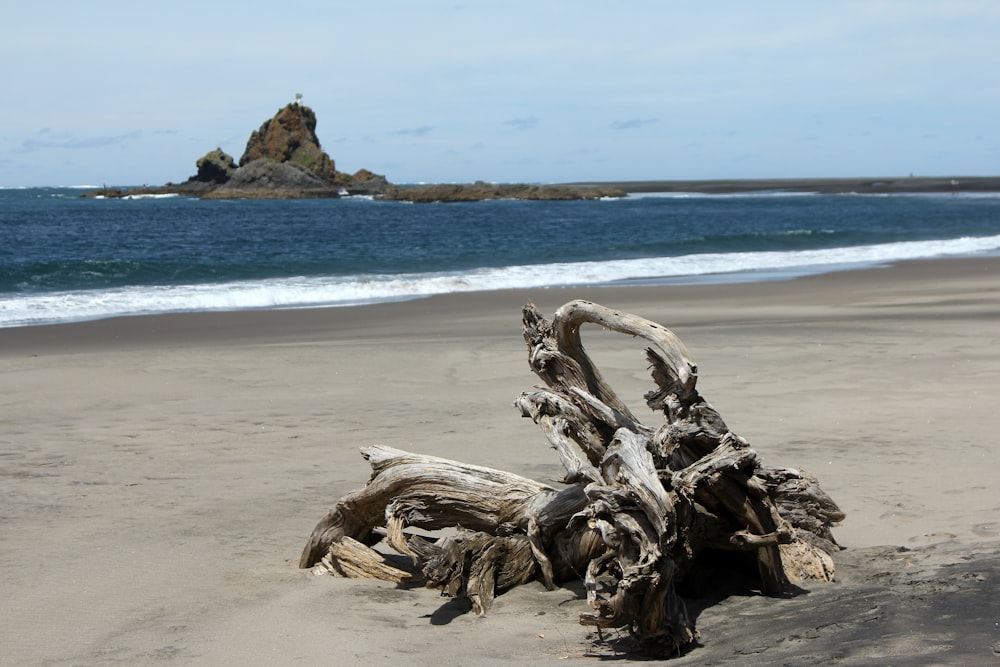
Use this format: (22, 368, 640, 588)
(2, 1, 998, 186)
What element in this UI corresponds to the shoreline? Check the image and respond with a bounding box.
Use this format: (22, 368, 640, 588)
(565, 174, 1000, 194)
(2, 255, 997, 352)
(3, 254, 999, 663)
(0, 254, 966, 333)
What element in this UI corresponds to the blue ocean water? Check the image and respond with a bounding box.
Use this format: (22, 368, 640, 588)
(2, 186, 1000, 327)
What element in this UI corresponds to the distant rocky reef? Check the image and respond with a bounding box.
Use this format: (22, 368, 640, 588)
(382, 181, 626, 203)
(84, 102, 623, 202)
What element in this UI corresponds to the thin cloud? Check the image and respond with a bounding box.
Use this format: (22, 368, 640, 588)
(68, 132, 141, 148)
(17, 130, 141, 153)
(393, 125, 434, 137)
(610, 118, 658, 130)
(503, 116, 539, 130)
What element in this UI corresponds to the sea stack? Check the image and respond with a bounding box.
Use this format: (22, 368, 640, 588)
(239, 102, 340, 184)
(85, 100, 391, 199)
(202, 101, 390, 198)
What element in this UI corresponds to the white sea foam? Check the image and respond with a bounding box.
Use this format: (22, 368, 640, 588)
(2, 234, 999, 328)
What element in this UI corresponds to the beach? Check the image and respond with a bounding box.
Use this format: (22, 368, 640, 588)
(2, 257, 999, 664)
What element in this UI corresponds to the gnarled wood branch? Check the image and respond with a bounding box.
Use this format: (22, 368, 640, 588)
(300, 300, 843, 657)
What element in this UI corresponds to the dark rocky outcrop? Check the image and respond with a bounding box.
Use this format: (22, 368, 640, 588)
(383, 181, 627, 203)
(84, 101, 390, 199)
(193, 148, 238, 184)
(202, 158, 337, 199)
(337, 168, 393, 196)
(239, 104, 339, 185)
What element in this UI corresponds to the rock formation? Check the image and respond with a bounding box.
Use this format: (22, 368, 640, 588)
(239, 103, 340, 185)
(341, 168, 392, 195)
(193, 148, 238, 184)
(383, 181, 627, 203)
(84, 101, 392, 199)
(202, 158, 335, 199)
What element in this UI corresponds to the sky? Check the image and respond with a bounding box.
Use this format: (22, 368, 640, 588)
(2, 1, 998, 186)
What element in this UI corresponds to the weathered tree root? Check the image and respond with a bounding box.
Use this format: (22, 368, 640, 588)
(300, 300, 843, 657)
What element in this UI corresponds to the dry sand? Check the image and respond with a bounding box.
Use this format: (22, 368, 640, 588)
(2, 258, 999, 665)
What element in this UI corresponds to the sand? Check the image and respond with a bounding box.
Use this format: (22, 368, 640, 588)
(2, 258, 999, 665)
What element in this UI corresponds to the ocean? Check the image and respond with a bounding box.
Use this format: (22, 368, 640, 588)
(2, 186, 1000, 328)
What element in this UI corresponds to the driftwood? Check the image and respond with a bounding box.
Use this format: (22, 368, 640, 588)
(300, 300, 843, 656)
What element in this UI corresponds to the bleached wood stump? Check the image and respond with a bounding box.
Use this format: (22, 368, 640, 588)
(300, 300, 843, 656)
